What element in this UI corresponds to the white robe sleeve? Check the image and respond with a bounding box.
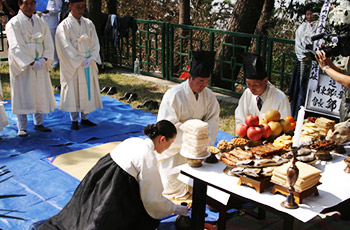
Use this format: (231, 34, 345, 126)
(138, 160, 177, 219)
(295, 23, 306, 61)
(55, 22, 85, 83)
(111, 138, 177, 220)
(5, 20, 36, 75)
(235, 90, 250, 127)
(86, 20, 101, 64)
(40, 18, 55, 63)
(157, 91, 184, 150)
(204, 92, 220, 146)
(277, 96, 292, 120)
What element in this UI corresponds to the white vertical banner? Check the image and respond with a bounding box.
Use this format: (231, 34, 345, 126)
(308, 0, 332, 91)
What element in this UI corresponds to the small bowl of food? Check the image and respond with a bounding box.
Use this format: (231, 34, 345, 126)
(181, 151, 211, 168)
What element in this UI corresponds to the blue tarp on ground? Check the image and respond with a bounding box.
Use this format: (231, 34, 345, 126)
(0, 95, 234, 230)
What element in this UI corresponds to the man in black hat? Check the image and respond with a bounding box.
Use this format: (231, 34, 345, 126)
(55, 0, 102, 130)
(157, 50, 220, 199)
(235, 53, 291, 126)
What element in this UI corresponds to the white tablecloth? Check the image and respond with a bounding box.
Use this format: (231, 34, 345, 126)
(177, 152, 350, 223)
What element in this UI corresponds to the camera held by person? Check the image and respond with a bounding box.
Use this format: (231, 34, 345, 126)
(305, 25, 350, 59)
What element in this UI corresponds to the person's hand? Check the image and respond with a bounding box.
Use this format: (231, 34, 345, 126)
(315, 50, 329, 69)
(32, 61, 43, 71)
(31, 58, 46, 71)
(38, 58, 46, 65)
(174, 205, 189, 216)
(81, 57, 93, 68)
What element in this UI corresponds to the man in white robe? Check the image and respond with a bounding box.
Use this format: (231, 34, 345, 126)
(157, 51, 220, 199)
(42, 0, 62, 67)
(6, 0, 56, 137)
(235, 53, 291, 126)
(55, 0, 102, 130)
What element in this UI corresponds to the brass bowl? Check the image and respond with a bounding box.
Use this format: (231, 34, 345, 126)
(187, 158, 204, 167)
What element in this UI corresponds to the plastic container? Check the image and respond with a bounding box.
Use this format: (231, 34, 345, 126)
(134, 58, 140, 75)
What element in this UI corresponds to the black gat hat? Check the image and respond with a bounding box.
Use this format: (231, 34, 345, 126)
(242, 52, 267, 80)
(189, 50, 215, 78)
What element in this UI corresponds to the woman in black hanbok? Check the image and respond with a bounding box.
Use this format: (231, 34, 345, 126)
(36, 120, 189, 230)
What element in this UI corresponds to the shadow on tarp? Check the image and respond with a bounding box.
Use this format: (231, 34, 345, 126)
(0, 95, 234, 230)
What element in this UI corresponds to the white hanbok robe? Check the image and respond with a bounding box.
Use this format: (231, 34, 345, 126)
(295, 21, 317, 62)
(235, 83, 291, 126)
(42, 0, 62, 64)
(157, 80, 220, 198)
(5, 10, 56, 115)
(55, 13, 102, 113)
(41, 0, 62, 31)
(111, 138, 177, 219)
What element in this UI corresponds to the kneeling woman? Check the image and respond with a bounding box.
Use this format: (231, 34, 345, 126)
(37, 120, 188, 230)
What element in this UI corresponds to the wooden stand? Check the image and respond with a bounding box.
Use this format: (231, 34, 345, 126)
(237, 175, 272, 193)
(272, 183, 319, 204)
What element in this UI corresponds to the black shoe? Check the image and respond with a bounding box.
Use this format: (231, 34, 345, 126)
(137, 100, 152, 108)
(147, 101, 159, 110)
(17, 130, 28, 137)
(71, 121, 79, 130)
(119, 92, 131, 100)
(34, 125, 52, 132)
(107, 86, 117, 95)
(81, 119, 97, 126)
(127, 93, 138, 102)
(54, 85, 61, 93)
(100, 86, 109, 93)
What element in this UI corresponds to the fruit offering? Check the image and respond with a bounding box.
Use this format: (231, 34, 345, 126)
(262, 110, 293, 137)
(284, 116, 296, 130)
(236, 115, 271, 141)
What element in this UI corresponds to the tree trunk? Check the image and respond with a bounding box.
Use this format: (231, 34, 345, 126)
(213, 0, 264, 88)
(174, 0, 191, 77)
(86, 0, 102, 38)
(255, 0, 274, 36)
(179, 0, 191, 26)
(106, 0, 117, 15)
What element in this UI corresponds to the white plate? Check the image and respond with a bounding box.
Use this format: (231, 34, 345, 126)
(180, 150, 211, 160)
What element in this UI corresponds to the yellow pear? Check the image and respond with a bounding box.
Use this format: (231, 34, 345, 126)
(268, 121, 283, 136)
(280, 119, 291, 133)
(265, 109, 281, 122)
(259, 118, 267, 125)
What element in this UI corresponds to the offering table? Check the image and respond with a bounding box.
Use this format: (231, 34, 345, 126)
(178, 153, 350, 230)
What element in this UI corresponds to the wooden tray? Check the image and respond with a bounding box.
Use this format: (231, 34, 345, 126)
(237, 175, 272, 193)
(271, 183, 320, 204)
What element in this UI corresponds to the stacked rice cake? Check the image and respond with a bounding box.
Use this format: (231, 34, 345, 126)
(180, 119, 209, 158)
(315, 117, 335, 137)
(271, 161, 322, 192)
(301, 122, 321, 141)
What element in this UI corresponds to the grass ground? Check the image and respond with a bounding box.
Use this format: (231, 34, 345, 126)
(0, 62, 237, 135)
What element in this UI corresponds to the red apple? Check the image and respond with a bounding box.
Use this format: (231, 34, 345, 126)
(236, 124, 248, 138)
(247, 126, 263, 141)
(245, 115, 259, 127)
(261, 123, 272, 139)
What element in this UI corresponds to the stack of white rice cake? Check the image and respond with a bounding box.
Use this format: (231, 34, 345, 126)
(180, 119, 209, 158)
(315, 117, 335, 136)
(271, 161, 322, 192)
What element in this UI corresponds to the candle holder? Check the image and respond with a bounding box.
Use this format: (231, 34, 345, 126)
(281, 147, 299, 209)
